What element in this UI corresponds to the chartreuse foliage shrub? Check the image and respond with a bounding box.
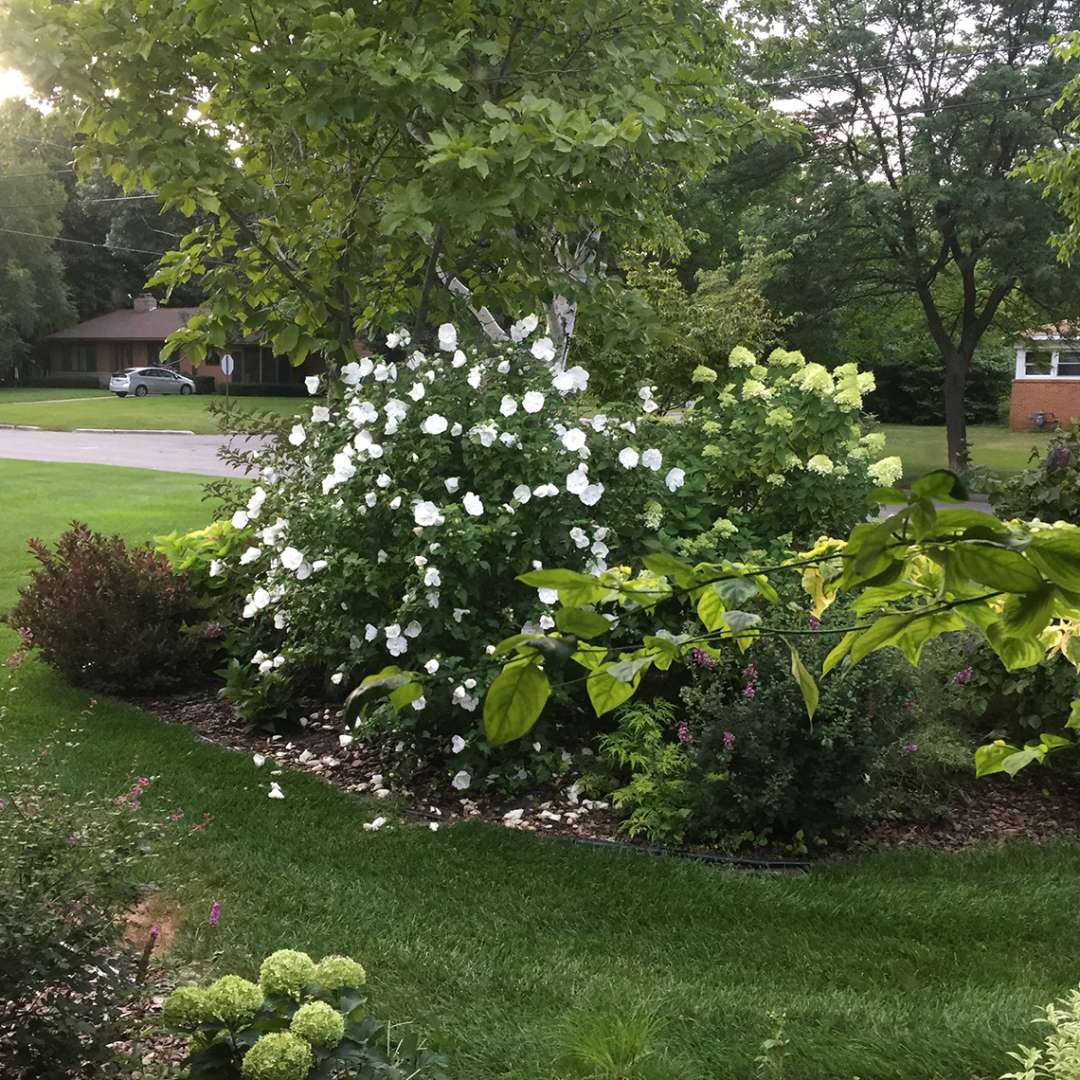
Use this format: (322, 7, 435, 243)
(1002, 983, 1080, 1080)
(0, 756, 165, 1077)
(12, 522, 212, 692)
(161, 948, 446, 1079)
(461, 473, 1080, 781)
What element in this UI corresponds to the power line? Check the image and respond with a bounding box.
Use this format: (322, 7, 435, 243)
(0, 193, 159, 210)
(0, 225, 166, 256)
(0, 167, 74, 180)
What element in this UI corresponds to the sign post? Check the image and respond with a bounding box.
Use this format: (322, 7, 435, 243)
(221, 352, 234, 401)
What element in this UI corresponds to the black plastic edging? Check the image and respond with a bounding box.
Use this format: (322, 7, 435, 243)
(557, 834, 811, 873)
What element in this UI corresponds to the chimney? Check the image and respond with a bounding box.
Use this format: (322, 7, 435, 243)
(133, 294, 158, 313)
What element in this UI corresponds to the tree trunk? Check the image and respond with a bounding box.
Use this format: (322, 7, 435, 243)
(942, 352, 969, 472)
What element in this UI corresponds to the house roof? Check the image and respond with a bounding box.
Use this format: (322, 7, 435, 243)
(1020, 322, 1080, 343)
(47, 307, 203, 342)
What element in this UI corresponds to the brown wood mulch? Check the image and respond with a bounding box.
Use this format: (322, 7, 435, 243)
(129, 689, 1080, 858)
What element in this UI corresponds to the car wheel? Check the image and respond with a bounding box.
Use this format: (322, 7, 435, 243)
(134, 385, 148, 397)
(180, 384, 193, 395)
(114, 392, 127, 398)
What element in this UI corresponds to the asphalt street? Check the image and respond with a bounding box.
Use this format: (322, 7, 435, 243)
(0, 428, 261, 478)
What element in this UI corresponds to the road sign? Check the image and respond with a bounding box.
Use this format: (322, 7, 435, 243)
(221, 353, 235, 376)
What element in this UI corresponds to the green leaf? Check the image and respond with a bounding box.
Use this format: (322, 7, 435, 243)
(1069, 700, 1080, 731)
(866, 486, 907, 505)
(986, 623, 1046, 671)
(607, 655, 653, 684)
(343, 666, 415, 724)
(484, 660, 550, 746)
(492, 633, 545, 657)
(1000, 586, 1056, 637)
(642, 551, 699, 586)
(912, 470, 967, 501)
(719, 610, 761, 634)
(789, 644, 818, 722)
(1026, 529, 1080, 592)
(517, 568, 597, 589)
(949, 543, 1044, 594)
(1002, 747, 1046, 776)
(389, 681, 424, 712)
(849, 612, 922, 666)
(696, 584, 726, 632)
(975, 740, 1021, 777)
(432, 71, 463, 92)
(713, 576, 760, 606)
(555, 607, 612, 639)
(587, 667, 639, 716)
(822, 630, 857, 675)
(643, 634, 679, 671)
(571, 643, 609, 671)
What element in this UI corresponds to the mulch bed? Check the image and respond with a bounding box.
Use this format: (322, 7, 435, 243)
(131, 689, 1080, 859)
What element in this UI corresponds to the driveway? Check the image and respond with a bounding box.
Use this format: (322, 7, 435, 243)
(0, 429, 264, 478)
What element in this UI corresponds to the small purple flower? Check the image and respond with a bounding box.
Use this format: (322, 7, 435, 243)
(952, 666, 974, 685)
(741, 664, 758, 682)
(209, 901, 221, 927)
(808, 613, 821, 632)
(677, 721, 693, 745)
(690, 648, 717, 669)
(149, 925, 160, 940)
(902, 698, 917, 714)
(723, 730, 736, 751)
(743, 684, 755, 699)
(903, 742, 918, 754)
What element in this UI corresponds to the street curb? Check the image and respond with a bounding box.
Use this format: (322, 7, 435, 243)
(0, 423, 42, 431)
(72, 427, 198, 435)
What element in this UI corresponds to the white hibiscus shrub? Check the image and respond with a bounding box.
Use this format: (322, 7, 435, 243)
(217, 319, 687, 754)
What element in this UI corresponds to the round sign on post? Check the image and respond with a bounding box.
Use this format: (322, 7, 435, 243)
(220, 352, 234, 400)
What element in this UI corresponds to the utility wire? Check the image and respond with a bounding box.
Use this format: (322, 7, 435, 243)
(0, 193, 159, 210)
(0, 225, 166, 257)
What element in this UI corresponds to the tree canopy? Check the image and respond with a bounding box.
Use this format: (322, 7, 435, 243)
(2, 0, 758, 371)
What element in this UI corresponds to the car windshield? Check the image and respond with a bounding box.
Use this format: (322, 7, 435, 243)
(124, 368, 142, 374)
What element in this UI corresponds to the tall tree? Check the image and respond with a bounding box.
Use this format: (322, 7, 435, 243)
(743, 0, 1080, 467)
(2, 0, 756, 372)
(0, 100, 73, 380)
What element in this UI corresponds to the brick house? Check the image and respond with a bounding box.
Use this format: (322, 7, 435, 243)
(1009, 325, 1080, 430)
(39, 294, 321, 392)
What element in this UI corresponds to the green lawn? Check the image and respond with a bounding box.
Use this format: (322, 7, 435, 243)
(0, 388, 305, 433)
(0, 459, 214, 613)
(880, 423, 1051, 481)
(3, 636, 1078, 1079)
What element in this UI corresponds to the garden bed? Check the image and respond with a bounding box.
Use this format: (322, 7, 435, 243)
(131, 689, 1080, 859)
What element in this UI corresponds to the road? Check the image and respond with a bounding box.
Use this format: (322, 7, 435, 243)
(0, 428, 263, 478)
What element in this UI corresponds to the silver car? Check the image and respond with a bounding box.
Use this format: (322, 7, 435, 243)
(110, 367, 196, 398)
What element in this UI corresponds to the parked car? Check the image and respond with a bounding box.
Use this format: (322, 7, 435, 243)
(110, 367, 196, 398)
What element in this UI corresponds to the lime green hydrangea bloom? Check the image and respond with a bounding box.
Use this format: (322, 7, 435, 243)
(290, 1000, 346, 1049)
(314, 955, 367, 991)
(797, 363, 834, 394)
(241, 1032, 314, 1080)
(764, 406, 794, 429)
(204, 975, 264, 1027)
(806, 454, 835, 476)
(160, 986, 208, 1030)
(642, 499, 664, 529)
(868, 456, 904, 487)
(691, 364, 718, 384)
(728, 345, 757, 369)
(259, 950, 317, 999)
(860, 431, 887, 455)
(768, 347, 806, 368)
(741, 378, 771, 401)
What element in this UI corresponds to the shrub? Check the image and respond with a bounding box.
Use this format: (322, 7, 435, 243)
(914, 631, 1080, 755)
(161, 948, 447, 1079)
(990, 422, 1080, 522)
(679, 607, 916, 849)
(1002, 983, 1080, 1080)
(669, 344, 895, 552)
(212, 319, 691, 732)
(0, 755, 165, 1077)
(13, 522, 213, 692)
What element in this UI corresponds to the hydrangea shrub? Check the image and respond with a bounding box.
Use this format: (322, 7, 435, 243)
(161, 948, 445, 1079)
(673, 346, 902, 552)
(215, 319, 688, 741)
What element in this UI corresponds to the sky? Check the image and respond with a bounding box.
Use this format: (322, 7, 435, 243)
(0, 68, 31, 102)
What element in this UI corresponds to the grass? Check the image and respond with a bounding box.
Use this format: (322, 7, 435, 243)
(0, 459, 214, 612)
(879, 423, 1051, 481)
(0, 387, 304, 433)
(3, 642, 1079, 1079)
